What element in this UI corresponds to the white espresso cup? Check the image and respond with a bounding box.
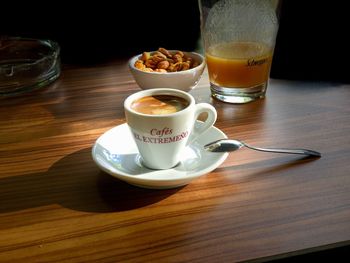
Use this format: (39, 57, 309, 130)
(124, 88, 217, 170)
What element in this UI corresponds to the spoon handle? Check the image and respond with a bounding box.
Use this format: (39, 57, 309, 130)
(244, 144, 321, 157)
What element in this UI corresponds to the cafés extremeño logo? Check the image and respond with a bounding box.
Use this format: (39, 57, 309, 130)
(133, 127, 189, 144)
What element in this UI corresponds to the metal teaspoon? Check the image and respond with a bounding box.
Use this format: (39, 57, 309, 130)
(204, 139, 321, 157)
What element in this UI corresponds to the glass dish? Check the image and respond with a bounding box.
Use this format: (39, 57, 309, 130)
(0, 37, 61, 96)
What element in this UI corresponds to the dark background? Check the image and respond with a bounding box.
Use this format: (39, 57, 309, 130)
(0, 1, 201, 64)
(271, 0, 350, 82)
(1, 0, 349, 82)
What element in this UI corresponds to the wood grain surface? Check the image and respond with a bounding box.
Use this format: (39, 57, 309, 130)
(1, 59, 350, 262)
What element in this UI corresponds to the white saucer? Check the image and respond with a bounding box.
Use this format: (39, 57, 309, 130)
(92, 121, 229, 189)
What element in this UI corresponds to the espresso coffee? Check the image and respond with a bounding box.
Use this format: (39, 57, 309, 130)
(124, 88, 217, 169)
(131, 95, 189, 115)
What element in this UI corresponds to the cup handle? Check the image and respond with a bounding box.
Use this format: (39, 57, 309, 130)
(187, 103, 217, 145)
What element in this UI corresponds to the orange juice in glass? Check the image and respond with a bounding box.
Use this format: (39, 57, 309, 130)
(198, 0, 280, 103)
(206, 42, 273, 91)
(206, 42, 275, 103)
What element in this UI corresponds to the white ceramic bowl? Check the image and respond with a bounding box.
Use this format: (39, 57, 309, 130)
(128, 50, 205, 92)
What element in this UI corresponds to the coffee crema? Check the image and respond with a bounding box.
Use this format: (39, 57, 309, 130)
(131, 95, 189, 115)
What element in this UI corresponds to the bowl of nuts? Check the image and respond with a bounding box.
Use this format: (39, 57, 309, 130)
(129, 47, 205, 92)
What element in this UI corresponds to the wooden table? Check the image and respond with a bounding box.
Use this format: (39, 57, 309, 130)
(1, 59, 350, 262)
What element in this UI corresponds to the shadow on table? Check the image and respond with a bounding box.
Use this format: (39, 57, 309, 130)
(215, 153, 320, 183)
(0, 147, 182, 214)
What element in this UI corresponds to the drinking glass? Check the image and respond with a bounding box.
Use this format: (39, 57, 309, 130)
(198, 0, 281, 103)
